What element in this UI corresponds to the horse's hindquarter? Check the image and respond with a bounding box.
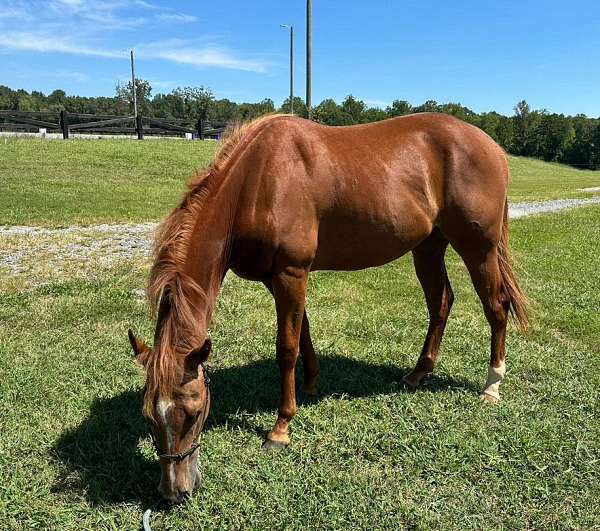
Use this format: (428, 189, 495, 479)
(231, 114, 508, 277)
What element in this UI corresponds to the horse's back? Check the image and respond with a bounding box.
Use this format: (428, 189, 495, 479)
(234, 114, 509, 273)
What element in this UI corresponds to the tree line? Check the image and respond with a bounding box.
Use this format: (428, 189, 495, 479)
(1, 83, 599, 169)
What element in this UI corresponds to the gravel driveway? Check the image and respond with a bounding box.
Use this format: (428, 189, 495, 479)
(1, 197, 599, 279)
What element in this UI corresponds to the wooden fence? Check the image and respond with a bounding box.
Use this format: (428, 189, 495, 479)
(0, 110, 227, 140)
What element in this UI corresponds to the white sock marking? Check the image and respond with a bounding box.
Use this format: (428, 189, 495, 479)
(482, 361, 506, 401)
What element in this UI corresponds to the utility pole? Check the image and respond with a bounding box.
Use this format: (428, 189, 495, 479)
(130, 50, 138, 120)
(306, 0, 312, 119)
(130, 50, 143, 139)
(281, 25, 294, 115)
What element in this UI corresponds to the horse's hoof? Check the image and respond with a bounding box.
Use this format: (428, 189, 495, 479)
(261, 438, 289, 452)
(479, 392, 500, 405)
(402, 371, 422, 389)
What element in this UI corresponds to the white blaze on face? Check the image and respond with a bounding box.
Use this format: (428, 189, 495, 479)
(156, 397, 176, 488)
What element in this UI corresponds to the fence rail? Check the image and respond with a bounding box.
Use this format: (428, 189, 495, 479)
(0, 110, 227, 140)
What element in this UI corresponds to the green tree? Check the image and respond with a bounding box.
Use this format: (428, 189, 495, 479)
(47, 89, 67, 111)
(313, 99, 353, 125)
(115, 78, 153, 115)
(208, 99, 239, 123)
(341, 95, 366, 124)
(387, 100, 412, 117)
(362, 107, 388, 123)
(279, 96, 308, 118)
(172, 87, 214, 120)
(236, 98, 276, 121)
(589, 123, 600, 169)
(438, 102, 477, 124)
(414, 100, 439, 113)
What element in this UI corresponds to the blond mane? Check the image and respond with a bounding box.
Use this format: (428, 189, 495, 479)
(141, 114, 282, 417)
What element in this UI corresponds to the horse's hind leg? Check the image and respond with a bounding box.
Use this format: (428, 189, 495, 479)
(403, 229, 454, 387)
(263, 281, 320, 395)
(460, 248, 510, 404)
(299, 313, 320, 395)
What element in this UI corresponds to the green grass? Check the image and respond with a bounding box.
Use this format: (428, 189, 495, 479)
(507, 155, 600, 201)
(0, 138, 216, 226)
(0, 139, 599, 529)
(1, 137, 599, 226)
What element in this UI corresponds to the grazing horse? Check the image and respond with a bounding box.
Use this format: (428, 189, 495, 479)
(128, 113, 528, 503)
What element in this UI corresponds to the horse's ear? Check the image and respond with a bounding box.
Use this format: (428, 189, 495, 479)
(184, 337, 212, 373)
(128, 329, 149, 358)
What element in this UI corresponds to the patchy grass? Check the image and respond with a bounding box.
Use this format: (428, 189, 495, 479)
(0, 203, 599, 529)
(1, 137, 599, 227)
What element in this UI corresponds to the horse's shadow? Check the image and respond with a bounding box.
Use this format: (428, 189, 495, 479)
(52, 354, 478, 506)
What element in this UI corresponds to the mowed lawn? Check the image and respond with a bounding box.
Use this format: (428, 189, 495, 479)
(1, 137, 600, 226)
(0, 137, 599, 529)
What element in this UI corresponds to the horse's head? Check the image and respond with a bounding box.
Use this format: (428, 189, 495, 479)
(128, 329, 211, 504)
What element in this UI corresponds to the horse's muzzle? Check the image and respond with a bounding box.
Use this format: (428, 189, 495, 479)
(159, 469, 201, 505)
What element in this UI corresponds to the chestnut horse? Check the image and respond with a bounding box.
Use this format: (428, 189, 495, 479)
(128, 113, 528, 503)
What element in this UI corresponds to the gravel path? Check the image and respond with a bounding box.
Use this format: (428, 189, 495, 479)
(0, 223, 156, 277)
(508, 197, 600, 219)
(1, 198, 599, 278)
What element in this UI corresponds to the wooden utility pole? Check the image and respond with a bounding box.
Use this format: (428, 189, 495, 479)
(130, 50, 143, 139)
(130, 50, 138, 120)
(306, 0, 312, 119)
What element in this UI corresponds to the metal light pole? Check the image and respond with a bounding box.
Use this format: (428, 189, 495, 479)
(281, 25, 294, 115)
(306, 0, 312, 119)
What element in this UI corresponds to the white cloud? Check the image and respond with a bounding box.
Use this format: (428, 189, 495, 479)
(0, 31, 268, 73)
(45, 0, 197, 29)
(0, 32, 124, 58)
(0, 7, 29, 19)
(155, 13, 198, 24)
(0, 3, 268, 73)
(137, 39, 266, 72)
(134, 0, 161, 9)
(55, 0, 84, 6)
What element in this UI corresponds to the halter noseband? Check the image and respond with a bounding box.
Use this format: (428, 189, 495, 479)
(152, 364, 211, 463)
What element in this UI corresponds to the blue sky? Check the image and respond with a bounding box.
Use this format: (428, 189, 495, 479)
(1, 0, 599, 116)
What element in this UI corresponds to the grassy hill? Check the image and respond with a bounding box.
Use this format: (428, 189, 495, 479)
(0, 138, 599, 227)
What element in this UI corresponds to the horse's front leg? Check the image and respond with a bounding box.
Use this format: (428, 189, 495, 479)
(262, 280, 320, 396)
(262, 266, 308, 451)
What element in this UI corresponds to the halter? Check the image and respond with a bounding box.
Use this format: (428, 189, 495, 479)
(152, 364, 211, 463)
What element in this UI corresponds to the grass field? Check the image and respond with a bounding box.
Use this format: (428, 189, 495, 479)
(1, 137, 600, 226)
(0, 138, 599, 530)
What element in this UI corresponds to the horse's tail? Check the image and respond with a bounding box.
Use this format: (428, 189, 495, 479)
(498, 199, 529, 332)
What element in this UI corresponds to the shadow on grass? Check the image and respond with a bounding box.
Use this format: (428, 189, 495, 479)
(52, 354, 477, 505)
